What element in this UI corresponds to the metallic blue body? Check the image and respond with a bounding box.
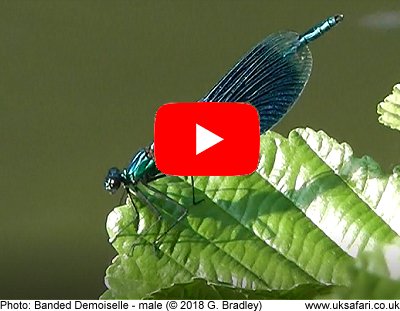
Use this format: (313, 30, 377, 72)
(125, 147, 158, 182)
(104, 15, 343, 194)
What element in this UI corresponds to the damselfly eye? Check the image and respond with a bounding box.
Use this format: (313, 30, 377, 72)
(104, 167, 122, 194)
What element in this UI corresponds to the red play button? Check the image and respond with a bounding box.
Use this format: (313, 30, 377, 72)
(154, 102, 260, 176)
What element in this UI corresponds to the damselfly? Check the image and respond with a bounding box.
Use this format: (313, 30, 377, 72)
(104, 15, 343, 248)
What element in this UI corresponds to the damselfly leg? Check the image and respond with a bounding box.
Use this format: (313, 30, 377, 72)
(110, 179, 191, 255)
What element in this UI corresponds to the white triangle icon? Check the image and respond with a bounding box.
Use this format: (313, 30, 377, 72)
(196, 124, 224, 155)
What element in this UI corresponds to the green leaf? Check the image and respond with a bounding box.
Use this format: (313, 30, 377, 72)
(102, 128, 400, 299)
(377, 83, 400, 131)
(144, 278, 339, 300)
(331, 239, 400, 299)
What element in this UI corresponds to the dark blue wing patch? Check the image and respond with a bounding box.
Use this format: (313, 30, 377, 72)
(200, 32, 312, 133)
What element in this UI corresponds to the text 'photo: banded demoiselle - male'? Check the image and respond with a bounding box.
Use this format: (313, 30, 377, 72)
(104, 14, 344, 248)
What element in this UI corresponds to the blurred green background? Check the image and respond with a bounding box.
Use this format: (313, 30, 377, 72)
(1, 0, 399, 299)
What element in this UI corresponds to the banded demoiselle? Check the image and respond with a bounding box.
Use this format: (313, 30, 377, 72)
(104, 15, 343, 247)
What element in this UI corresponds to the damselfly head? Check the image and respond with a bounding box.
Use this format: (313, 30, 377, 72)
(104, 167, 122, 194)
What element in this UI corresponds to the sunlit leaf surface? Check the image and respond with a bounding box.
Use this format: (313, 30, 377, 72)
(102, 128, 400, 299)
